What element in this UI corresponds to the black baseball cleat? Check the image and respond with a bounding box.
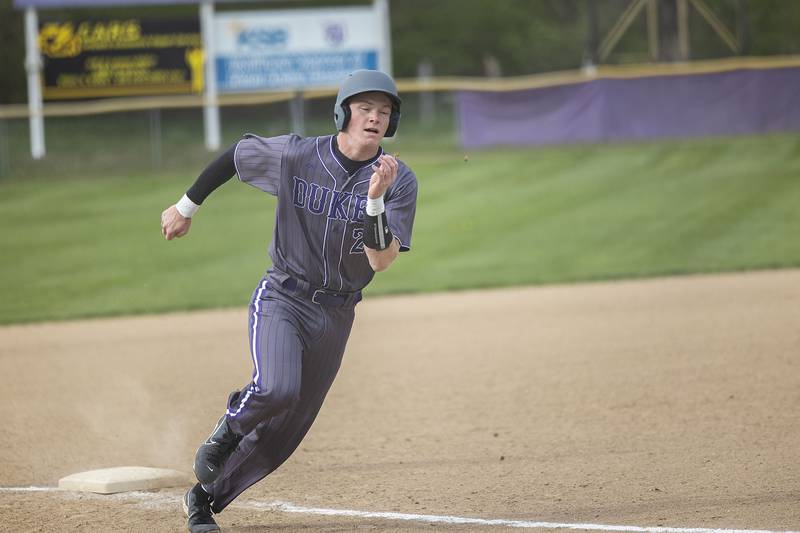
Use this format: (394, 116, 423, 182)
(194, 415, 242, 485)
(183, 483, 220, 533)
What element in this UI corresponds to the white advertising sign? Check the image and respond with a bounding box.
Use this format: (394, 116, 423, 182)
(214, 6, 385, 92)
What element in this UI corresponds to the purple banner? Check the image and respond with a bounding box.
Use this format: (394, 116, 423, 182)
(457, 67, 800, 148)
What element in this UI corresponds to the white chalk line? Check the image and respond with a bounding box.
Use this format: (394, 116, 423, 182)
(0, 486, 797, 533)
(0, 486, 54, 492)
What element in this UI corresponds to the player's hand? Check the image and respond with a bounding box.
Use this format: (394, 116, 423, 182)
(161, 205, 192, 240)
(368, 154, 398, 199)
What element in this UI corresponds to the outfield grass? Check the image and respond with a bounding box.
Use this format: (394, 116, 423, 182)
(2, 131, 799, 324)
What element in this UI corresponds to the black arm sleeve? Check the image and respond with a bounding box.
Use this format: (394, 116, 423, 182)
(185, 142, 238, 204)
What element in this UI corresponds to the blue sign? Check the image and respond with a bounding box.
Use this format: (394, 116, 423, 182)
(216, 51, 378, 91)
(213, 7, 386, 93)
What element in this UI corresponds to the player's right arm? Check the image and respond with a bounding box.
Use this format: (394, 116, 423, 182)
(161, 134, 289, 240)
(160, 143, 238, 240)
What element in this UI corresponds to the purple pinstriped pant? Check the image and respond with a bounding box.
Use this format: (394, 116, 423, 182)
(208, 270, 356, 512)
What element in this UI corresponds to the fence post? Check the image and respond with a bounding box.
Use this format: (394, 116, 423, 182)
(150, 109, 162, 169)
(24, 7, 45, 159)
(647, 0, 660, 61)
(0, 120, 9, 178)
(290, 91, 305, 137)
(200, 0, 221, 151)
(417, 60, 434, 127)
(677, 0, 690, 60)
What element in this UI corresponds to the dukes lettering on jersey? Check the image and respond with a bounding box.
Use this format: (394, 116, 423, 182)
(274, 135, 382, 291)
(291, 176, 369, 223)
(235, 134, 416, 293)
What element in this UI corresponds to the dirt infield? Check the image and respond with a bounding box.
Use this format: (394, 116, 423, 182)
(1, 270, 798, 532)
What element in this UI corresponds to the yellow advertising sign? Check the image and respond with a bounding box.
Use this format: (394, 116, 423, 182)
(39, 18, 203, 99)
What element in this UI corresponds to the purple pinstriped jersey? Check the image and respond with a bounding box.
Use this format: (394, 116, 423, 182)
(234, 134, 417, 292)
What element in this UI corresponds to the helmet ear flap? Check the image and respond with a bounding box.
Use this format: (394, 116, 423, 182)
(385, 108, 401, 137)
(341, 103, 351, 131)
(335, 101, 352, 131)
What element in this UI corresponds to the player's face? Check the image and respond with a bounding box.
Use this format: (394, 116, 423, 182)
(346, 92, 393, 146)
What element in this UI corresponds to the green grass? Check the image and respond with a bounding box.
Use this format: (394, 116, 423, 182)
(382, 134, 800, 293)
(2, 129, 800, 324)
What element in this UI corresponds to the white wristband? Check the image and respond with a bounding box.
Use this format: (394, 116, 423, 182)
(176, 194, 199, 218)
(366, 195, 385, 216)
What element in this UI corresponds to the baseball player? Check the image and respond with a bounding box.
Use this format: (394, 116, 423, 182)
(160, 70, 417, 533)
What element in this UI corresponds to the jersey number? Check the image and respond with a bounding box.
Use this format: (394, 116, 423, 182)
(350, 227, 365, 254)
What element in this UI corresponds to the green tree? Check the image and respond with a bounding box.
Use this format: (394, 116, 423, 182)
(0, 0, 26, 104)
(391, 0, 587, 77)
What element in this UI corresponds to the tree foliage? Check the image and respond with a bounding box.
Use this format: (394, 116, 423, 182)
(0, 0, 26, 103)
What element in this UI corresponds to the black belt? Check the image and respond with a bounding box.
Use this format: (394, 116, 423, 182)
(278, 275, 361, 308)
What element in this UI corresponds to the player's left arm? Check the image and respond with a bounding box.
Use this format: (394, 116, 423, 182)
(364, 238, 401, 272)
(363, 155, 417, 272)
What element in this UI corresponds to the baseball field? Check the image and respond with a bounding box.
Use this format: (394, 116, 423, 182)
(1, 130, 799, 532)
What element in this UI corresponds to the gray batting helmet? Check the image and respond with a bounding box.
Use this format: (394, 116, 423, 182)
(334, 70, 402, 137)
